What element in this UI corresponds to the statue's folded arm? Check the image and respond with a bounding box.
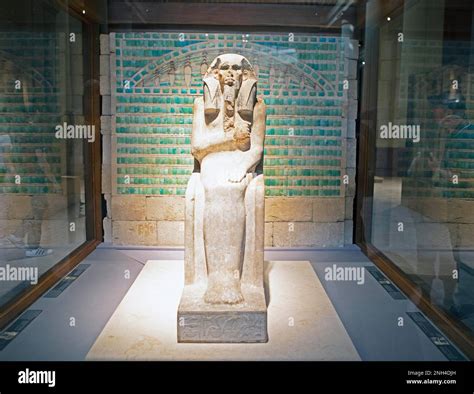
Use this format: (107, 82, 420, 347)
(240, 98, 266, 173)
(191, 97, 266, 169)
(190, 98, 236, 162)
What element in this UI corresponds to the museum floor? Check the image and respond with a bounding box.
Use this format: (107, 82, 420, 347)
(0, 245, 465, 361)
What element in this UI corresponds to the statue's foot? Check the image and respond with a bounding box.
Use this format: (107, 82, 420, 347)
(220, 287, 244, 304)
(204, 287, 244, 304)
(204, 277, 244, 305)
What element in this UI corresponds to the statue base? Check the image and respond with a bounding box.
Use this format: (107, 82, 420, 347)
(177, 283, 268, 343)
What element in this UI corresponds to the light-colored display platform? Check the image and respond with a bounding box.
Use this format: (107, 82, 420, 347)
(87, 260, 360, 361)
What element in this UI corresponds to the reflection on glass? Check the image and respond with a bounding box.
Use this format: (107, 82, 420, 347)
(370, 0, 474, 333)
(0, 6, 87, 306)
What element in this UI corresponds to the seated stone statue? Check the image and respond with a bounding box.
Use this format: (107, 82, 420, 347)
(184, 53, 266, 305)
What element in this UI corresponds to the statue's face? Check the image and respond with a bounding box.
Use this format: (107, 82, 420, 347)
(216, 60, 243, 90)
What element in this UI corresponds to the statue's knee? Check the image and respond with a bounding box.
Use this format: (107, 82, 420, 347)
(185, 173, 201, 200)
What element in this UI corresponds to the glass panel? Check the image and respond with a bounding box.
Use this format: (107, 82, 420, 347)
(368, 0, 474, 333)
(0, 5, 88, 306)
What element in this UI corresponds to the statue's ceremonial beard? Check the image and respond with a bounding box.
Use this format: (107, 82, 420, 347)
(223, 84, 239, 133)
(223, 83, 238, 103)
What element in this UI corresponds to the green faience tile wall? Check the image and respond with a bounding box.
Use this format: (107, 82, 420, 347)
(112, 32, 352, 197)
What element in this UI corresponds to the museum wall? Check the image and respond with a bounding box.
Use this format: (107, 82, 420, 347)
(100, 32, 358, 247)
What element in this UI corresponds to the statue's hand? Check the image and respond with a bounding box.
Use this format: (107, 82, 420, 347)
(228, 166, 247, 183)
(233, 121, 251, 141)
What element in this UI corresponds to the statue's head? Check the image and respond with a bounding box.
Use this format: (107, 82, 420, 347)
(203, 53, 257, 121)
(205, 54, 256, 93)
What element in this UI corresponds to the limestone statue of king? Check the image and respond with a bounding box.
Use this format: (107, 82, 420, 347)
(177, 53, 268, 343)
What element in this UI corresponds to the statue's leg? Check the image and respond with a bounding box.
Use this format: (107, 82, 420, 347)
(241, 174, 265, 288)
(202, 182, 246, 304)
(184, 173, 206, 286)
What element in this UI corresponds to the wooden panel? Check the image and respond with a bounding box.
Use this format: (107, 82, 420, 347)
(108, 2, 356, 28)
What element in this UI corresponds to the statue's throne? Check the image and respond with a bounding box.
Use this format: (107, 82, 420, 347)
(184, 163, 265, 290)
(177, 159, 266, 343)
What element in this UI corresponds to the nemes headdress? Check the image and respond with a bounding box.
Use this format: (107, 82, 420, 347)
(203, 54, 257, 120)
